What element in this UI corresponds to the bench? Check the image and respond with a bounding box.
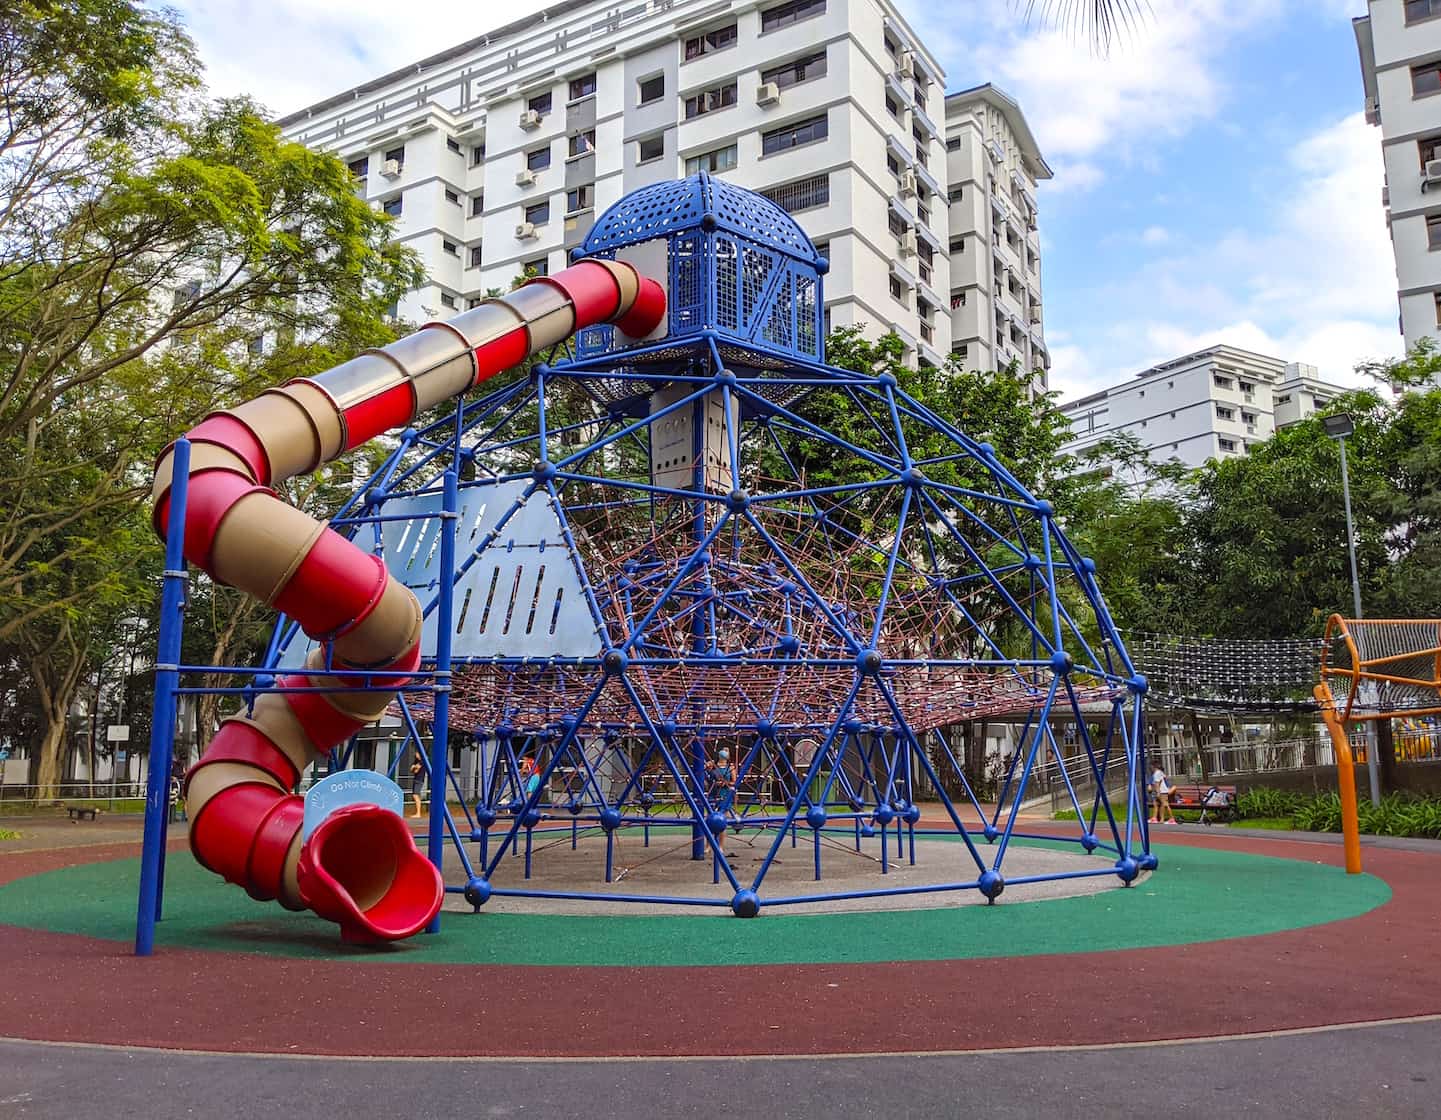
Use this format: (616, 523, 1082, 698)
(1168, 785, 1238, 825)
(66, 805, 98, 822)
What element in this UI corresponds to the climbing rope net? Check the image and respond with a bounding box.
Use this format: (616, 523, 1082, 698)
(1128, 631, 1328, 713)
(1321, 617, 1441, 720)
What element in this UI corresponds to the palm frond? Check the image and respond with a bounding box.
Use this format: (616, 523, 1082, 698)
(1022, 0, 1153, 54)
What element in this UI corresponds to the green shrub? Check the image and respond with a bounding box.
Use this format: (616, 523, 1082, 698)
(1237, 787, 1305, 820)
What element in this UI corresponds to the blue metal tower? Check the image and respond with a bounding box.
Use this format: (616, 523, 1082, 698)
(268, 174, 1153, 917)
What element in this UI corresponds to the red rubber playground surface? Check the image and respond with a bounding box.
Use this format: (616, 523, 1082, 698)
(1, 824, 1437, 1058)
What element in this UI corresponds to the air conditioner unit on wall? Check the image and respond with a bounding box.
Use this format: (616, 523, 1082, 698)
(1424, 160, 1441, 190)
(756, 82, 780, 107)
(515, 221, 537, 240)
(896, 49, 915, 78)
(519, 108, 542, 130)
(899, 170, 917, 198)
(515, 167, 537, 187)
(381, 159, 402, 178)
(900, 230, 918, 257)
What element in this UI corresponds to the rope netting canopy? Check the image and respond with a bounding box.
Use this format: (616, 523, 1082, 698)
(1128, 631, 1328, 713)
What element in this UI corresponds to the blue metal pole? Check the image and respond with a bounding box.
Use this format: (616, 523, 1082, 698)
(426, 468, 459, 934)
(136, 438, 190, 956)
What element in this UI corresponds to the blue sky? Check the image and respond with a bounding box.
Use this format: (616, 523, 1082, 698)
(171, 0, 1397, 400)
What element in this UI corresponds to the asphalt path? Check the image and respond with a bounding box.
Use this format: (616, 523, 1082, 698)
(2, 1018, 1439, 1120)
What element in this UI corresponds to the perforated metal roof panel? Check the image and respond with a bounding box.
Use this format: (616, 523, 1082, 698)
(580, 172, 820, 264)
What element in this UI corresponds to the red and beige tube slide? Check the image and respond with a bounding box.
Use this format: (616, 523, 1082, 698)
(151, 260, 666, 943)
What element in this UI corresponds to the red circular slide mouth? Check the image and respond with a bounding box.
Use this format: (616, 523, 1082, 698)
(297, 804, 443, 944)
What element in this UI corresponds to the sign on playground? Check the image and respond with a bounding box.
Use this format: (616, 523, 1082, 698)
(106, 725, 130, 742)
(302, 770, 404, 840)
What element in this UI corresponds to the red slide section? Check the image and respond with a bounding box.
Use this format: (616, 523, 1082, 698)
(152, 260, 665, 942)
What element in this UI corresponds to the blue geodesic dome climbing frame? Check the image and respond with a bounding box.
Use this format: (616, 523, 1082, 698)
(264, 175, 1156, 920)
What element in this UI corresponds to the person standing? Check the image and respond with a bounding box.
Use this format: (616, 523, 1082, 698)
(710, 748, 735, 854)
(408, 755, 427, 819)
(1150, 763, 1176, 825)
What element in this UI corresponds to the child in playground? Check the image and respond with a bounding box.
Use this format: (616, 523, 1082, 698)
(408, 756, 426, 819)
(1150, 764, 1176, 825)
(709, 747, 735, 853)
(520, 756, 542, 800)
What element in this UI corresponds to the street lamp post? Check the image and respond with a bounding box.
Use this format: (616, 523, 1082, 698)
(1323, 413, 1381, 806)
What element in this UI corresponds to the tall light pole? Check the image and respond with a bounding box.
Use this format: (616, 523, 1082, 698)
(1323, 413, 1381, 805)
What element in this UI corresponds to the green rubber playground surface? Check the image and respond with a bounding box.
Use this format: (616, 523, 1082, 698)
(0, 843, 1390, 966)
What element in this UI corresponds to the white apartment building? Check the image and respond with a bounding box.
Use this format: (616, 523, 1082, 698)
(276, 0, 971, 368)
(1355, 0, 1441, 354)
(944, 84, 1051, 382)
(1060, 346, 1353, 471)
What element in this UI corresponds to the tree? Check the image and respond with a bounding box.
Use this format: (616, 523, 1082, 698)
(1025, 0, 1152, 52)
(1, 2, 424, 796)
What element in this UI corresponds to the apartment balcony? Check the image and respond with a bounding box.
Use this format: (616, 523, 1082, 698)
(913, 160, 943, 200)
(885, 71, 914, 109)
(909, 101, 941, 142)
(885, 132, 914, 167)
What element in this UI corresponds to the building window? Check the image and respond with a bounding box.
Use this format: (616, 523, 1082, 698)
(382, 195, 402, 216)
(1215, 404, 1235, 421)
(347, 155, 368, 177)
(1435, 291, 1441, 326)
(638, 74, 665, 104)
(384, 145, 405, 165)
(468, 297, 484, 309)
(812, 239, 829, 262)
(442, 239, 458, 256)
(637, 134, 665, 163)
(1420, 135, 1441, 169)
(884, 31, 900, 56)
(917, 200, 930, 226)
(525, 256, 549, 276)
(1275, 393, 1292, 404)
(950, 290, 966, 308)
(949, 235, 965, 252)
(948, 187, 963, 203)
(1218, 438, 1237, 452)
(471, 145, 486, 166)
(469, 245, 483, 268)
(1413, 61, 1441, 97)
(759, 173, 829, 214)
(446, 137, 461, 154)
(684, 81, 737, 119)
(888, 209, 908, 237)
(761, 0, 826, 34)
(684, 23, 737, 59)
(1408, 0, 1441, 24)
(1241, 411, 1258, 424)
(886, 94, 902, 120)
(526, 145, 551, 171)
(761, 50, 827, 90)
(440, 292, 456, 309)
(685, 143, 738, 174)
(1428, 213, 1441, 249)
(568, 130, 595, 158)
(889, 274, 907, 302)
(569, 73, 596, 101)
(1213, 374, 1233, 390)
(946, 137, 961, 151)
(528, 90, 553, 115)
(471, 194, 484, 217)
(525, 200, 550, 225)
(566, 184, 594, 213)
(445, 188, 460, 205)
(761, 113, 827, 155)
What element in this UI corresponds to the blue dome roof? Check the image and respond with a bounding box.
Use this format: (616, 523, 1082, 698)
(580, 173, 819, 263)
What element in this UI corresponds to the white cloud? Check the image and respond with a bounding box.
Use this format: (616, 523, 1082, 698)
(901, 0, 1288, 188)
(1052, 112, 1401, 398)
(1140, 225, 1171, 246)
(172, 1, 552, 117)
